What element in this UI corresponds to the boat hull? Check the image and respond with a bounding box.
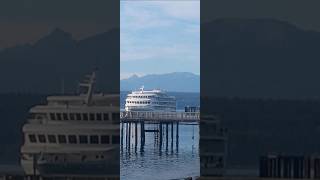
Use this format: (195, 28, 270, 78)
(37, 161, 119, 176)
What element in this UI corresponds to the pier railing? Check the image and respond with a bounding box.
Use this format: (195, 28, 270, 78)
(120, 111, 200, 122)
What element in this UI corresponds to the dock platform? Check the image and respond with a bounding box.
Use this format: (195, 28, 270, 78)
(120, 111, 200, 123)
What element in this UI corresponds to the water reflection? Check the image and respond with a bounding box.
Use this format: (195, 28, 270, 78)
(120, 122, 199, 180)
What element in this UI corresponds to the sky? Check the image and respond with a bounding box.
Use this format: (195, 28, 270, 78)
(202, 0, 320, 31)
(120, 0, 200, 79)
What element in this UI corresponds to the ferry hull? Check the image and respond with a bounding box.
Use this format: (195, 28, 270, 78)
(37, 161, 119, 177)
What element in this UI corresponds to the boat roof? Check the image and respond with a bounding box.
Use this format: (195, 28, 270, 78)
(47, 94, 119, 101)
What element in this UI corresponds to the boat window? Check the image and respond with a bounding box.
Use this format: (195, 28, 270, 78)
(112, 113, 120, 122)
(103, 113, 109, 121)
(48, 135, 57, 143)
(58, 135, 67, 144)
(89, 113, 95, 121)
(35, 113, 46, 120)
(70, 113, 75, 120)
(83, 113, 88, 121)
(79, 135, 88, 144)
(68, 135, 77, 144)
(56, 113, 62, 120)
(63, 113, 68, 120)
(38, 135, 46, 143)
(96, 113, 102, 121)
(76, 113, 81, 120)
(49, 113, 56, 120)
(90, 135, 99, 144)
(112, 135, 120, 144)
(100, 135, 110, 144)
(28, 134, 36, 143)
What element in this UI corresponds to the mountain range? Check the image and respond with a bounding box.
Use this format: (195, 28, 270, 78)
(0, 28, 119, 93)
(120, 72, 200, 92)
(202, 18, 320, 99)
(2, 18, 320, 97)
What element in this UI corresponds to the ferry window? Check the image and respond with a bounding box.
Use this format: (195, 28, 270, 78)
(112, 113, 120, 121)
(76, 113, 81, 120)
(28, 134, 36, 143)
(112, 135, 120, 144)
(56, 113, 62, 120)
(103, 113, 109, 121)
(90, 135, 99, 144)
(96, 113, 102, 121)
(48, 135, 57, 143)
(63, 113, 68, 120)
(38, 135, 46, 143)
(89, 113, 95, 121)
(79, 135, 88, 144)
(100, 135, 109, 144)
(68, 135, 77, 144)
(70, 113, 75, 120)
(49, 113, 56, 120)
(58, 135, 67, 144)
(83, 113, 88, 121)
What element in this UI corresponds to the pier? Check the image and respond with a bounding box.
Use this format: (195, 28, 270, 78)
(120, 111, 200, 123)
(120, 111, 199, 154)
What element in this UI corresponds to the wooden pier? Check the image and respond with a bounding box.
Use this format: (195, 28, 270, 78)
(120, 111, 200, 123)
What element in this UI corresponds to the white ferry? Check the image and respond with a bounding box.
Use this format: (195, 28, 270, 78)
(125, 87, 176, 112)
(20, 71, 120, 179)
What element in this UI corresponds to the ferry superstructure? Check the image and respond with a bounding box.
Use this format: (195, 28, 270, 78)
(20, 71, 120, 179)
(125, 87, 176, 112)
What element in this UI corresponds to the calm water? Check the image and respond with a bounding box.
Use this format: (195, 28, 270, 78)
(120, 123, 199, 180)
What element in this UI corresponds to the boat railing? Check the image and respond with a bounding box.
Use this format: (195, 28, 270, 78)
(120, 111, 199, 122)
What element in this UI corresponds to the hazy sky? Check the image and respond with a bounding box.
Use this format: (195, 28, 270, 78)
(202, 0, 320, 32)
(0, 0, 118, 48)
(120, 0, 200, 79)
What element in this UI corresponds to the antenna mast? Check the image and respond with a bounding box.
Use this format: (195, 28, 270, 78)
(79, 70, 97, 105)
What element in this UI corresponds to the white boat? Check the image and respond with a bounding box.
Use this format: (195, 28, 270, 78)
(125, 87, 176, 112)
(20, 71, 120, 178)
